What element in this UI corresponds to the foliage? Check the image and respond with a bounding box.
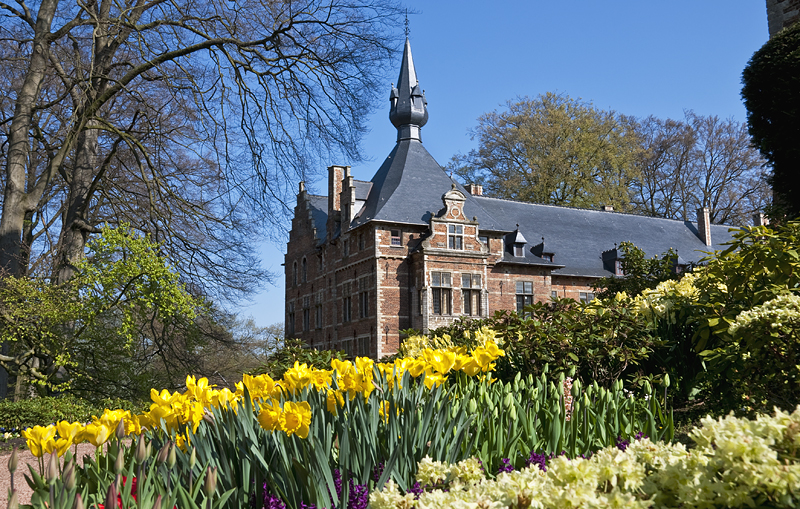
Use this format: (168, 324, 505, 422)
(16, 340, 670, 509)
(0, 224, 202, 397)
(742, 21, 800, 219)
(592, 241, 682, 299)
(448, 92, 642, 211)
(690, 223, 800, 413)
(0, 395, 146, 431)
(428, 299, 664, 390)
(371, 406, 800, 509)
(248, 338, 350, 380)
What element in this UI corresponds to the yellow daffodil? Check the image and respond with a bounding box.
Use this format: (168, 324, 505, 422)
(281, 401, 312, 439)
(257, 399, 283, 431)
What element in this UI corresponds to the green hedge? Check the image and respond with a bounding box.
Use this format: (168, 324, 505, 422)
(0, 395, 147, 430)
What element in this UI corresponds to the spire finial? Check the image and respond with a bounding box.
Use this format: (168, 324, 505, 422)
(389, 35, 428, 141)
(404, 9, 409, 38)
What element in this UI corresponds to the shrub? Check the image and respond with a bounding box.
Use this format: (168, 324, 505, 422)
(248, 338, 349, 379)
(0, 395, 146, 430)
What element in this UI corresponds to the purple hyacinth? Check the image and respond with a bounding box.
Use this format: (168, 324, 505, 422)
(346, 478, 369, 509)
(526, 451, 548, 472)
(497, 458, 515, 474)
(371, 462, 385, 483)
(408, 481, 424, 500)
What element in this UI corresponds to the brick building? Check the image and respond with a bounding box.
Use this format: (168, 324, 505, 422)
(285, 39, 737, 359)
(767, 0, 800, 37)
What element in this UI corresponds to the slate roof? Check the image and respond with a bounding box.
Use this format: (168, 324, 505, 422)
(351, 139, 503, 231)
(475, 196, 738, 277)
(307, 195, 329, 245)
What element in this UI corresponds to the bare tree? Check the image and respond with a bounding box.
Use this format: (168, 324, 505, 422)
(0, 0, 402, 396)
(631, 112, 769, 226)
(0, 0, 402, 279)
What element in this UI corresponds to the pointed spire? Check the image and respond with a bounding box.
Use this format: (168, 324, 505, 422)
(389, 38, 428, 141)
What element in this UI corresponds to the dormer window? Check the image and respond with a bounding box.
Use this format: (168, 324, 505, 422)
(510, 225, 527, 258)
(448, 224, 463, 250)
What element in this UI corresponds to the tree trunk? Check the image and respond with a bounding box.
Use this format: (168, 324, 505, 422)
(0, 0, 61, 398)
(55, 127, 100, 285)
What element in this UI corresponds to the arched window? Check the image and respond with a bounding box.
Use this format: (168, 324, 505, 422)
(292, 261, 298, 286)
(302, 257, 308, 283)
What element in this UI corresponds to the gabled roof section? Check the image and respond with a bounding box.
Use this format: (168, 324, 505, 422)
(350, 139, 503, 230)
(476, 196, 737, 277)
(307, 195, 328, 245)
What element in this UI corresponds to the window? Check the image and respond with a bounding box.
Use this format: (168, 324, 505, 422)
(514, 245, 524, 257)
(302, 296, 310, 331)
(431, 271, 452, 315)
(479, 235, 489, 246)
(292, 262, 298, 286)
(287, 302, 295, 336)
(343, 239, 349, 257)
(315, 292, 323, 329)
(579, 292, 595, 304)
(542, 253, 554, 262)
(516, 281, 534, 316)
(343, 296, 351, 322)
(448, 224, 463, 250)
(615, 260, 623, 276)
(550, 290, 558, 299)
(358, 233, 366, 251)
(301, 257, 307, 283)
(342, 282, 352, 322)
(358, 276, 370, 318)
(391, 229, 401, 246)
(462, 274, 482, 316)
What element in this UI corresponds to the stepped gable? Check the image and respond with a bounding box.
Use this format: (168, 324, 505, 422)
(476, 196, 737, 277)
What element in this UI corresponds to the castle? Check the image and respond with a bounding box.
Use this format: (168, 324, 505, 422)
(285, 39, 737, 359)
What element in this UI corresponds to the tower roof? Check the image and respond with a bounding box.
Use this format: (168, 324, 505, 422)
(389, 38, 428, 141)
(351, 39, 502, 231)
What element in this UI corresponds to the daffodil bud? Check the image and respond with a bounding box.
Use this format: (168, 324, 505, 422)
(7, 490, 18, 509)
(663, 374, 671, 388)
(73, 492, 84, 509)
(46, 452, 59, 484)
(572, 379, 582, 396)
(203, 466, 218, 497)
(115, 419, 126, 440)
(189, 447, 197, 470)
(146, 442, 153, 459)
(113, 449, 125, 474)
(509, 404, 517, 421)
(468, 398, 477, 414)
(503, 393, 513, 409)
(8, 446, 18, 474)
(135, 435, 147, 464)
(167, 443, 176, 469)
(643, 381, 652, 395)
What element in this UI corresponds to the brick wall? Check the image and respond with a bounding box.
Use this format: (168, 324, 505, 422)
(767, 0, 800, 37)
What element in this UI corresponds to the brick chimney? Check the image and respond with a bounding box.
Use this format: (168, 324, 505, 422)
(327, 165, 348, 240)
(340, 167, 357, 229)
(466, 184, 483, 196)
(696, 207, 712, 246)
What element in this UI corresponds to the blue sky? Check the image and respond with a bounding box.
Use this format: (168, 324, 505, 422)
(240, 0, 770, 328)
